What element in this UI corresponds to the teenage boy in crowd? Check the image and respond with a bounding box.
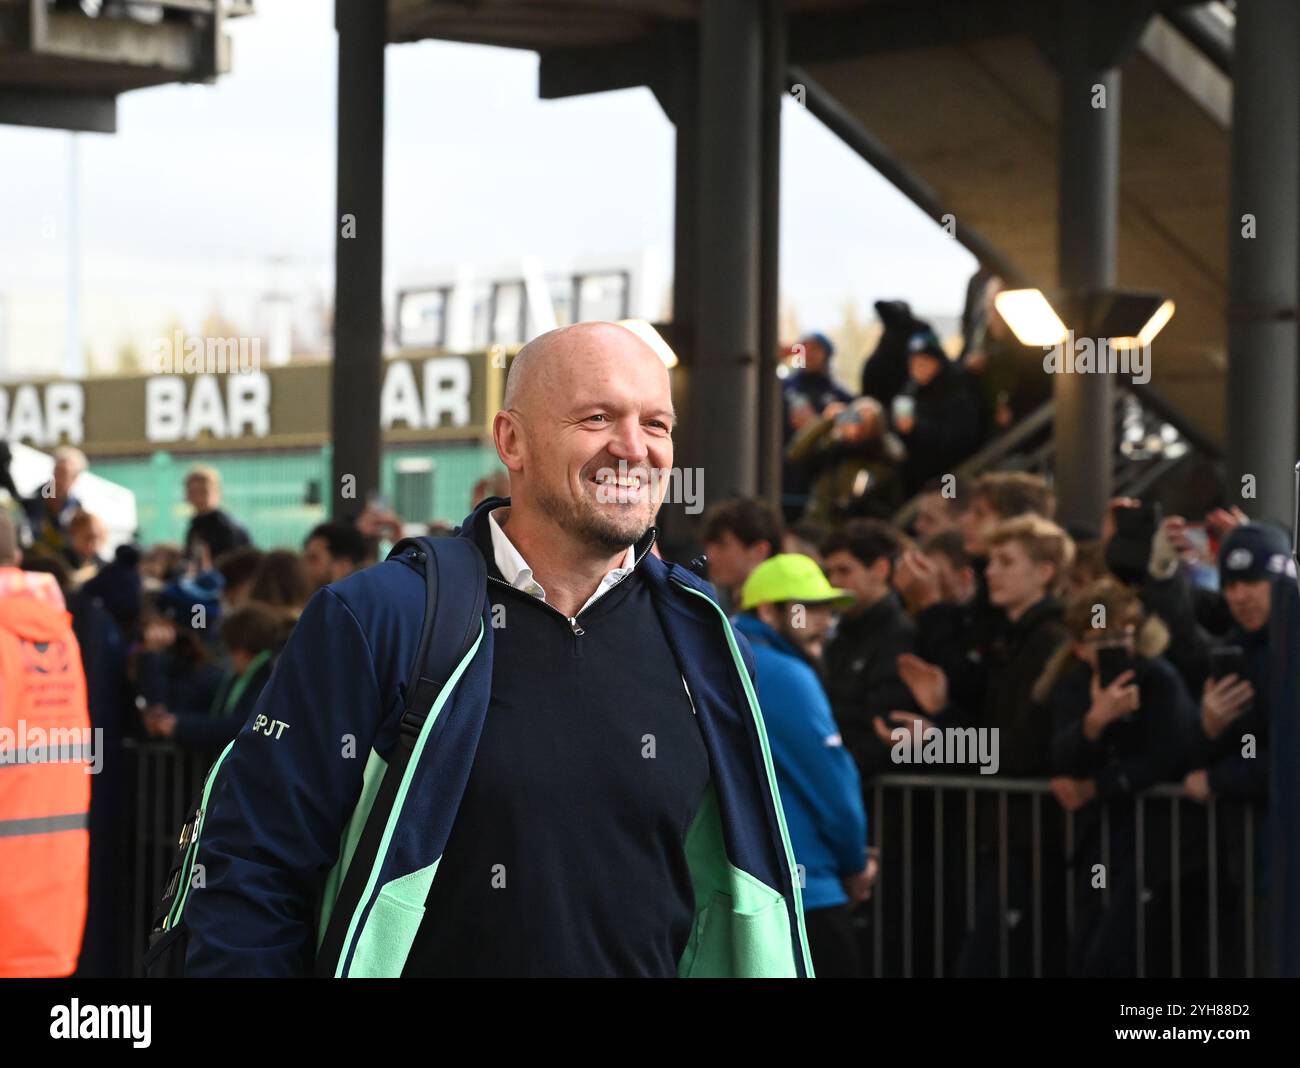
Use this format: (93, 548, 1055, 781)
(894, 529, 983, 713)
(894, 515, 1074, 975)
(820, 520, 917, 781)
(700, 498, 784, 611)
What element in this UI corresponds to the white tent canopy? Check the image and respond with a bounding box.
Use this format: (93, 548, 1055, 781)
(4, 441, 138, 553)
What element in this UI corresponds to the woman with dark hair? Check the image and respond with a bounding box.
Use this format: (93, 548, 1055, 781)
(1041, 579, 1196, 976)
(248, 548, 311, 617)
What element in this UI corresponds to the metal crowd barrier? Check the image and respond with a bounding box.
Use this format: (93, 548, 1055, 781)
(119, 740, 213, 977)
(864, 774, 1262, 978)
(114, 748, 1262, 978)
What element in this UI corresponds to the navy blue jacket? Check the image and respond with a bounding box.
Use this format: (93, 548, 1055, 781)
(183, 499, 814, 977)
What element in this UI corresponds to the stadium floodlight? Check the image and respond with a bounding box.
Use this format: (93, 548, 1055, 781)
(618, 319, 679, 368)
(993, 288, 1070, 347)
(994, 287, 1175, 349)
(1091, 292, 1176, 350)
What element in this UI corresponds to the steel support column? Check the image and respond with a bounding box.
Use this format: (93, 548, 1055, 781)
(1228, 0, 1299, 527)
(692, 0, 765, 502)
(1054, 0, 1120, 532)
(331, 0, 386, 518)
(756, 0, 786, 509)
(670, 28, 699, 475)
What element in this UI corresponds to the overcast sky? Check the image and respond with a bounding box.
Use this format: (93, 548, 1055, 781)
(0, 0, 975, 360)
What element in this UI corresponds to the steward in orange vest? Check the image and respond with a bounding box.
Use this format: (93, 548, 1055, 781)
(0, 544, 92, 977)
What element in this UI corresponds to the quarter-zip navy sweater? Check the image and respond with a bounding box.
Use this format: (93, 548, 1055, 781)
(405, 536, 712, 977)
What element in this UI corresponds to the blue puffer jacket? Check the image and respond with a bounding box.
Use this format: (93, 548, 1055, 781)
(731, 614, 867, 910)
(181, 498, 814, 977)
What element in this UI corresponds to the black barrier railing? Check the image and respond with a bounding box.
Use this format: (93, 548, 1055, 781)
(114, 745, 1262, 978)
(864, 774, 1263, 978)
(119, 740, 213, 978)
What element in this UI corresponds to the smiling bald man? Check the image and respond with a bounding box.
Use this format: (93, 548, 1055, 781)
(180, 322, 814, 978)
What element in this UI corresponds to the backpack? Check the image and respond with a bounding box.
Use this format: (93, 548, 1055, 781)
(142, 535, 486, 977)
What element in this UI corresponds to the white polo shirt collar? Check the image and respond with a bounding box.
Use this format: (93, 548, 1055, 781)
(487, 507, 636, 615)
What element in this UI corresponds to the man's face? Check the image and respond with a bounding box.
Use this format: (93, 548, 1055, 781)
(908, 352, 944, 387)
(186, 477, 217, 513)
(823, 550, 888, 612)
(801, 340, 828, 375)
(985, 539, 1051, 613)
(72, 520, 105, 562)
(302, 536, 340, 591)
(927, 550, 974, 605)
(1223, 578, 1272, 634)
(959, 494, 999, 557)
(703, 530, 771, 593)
(502, 325, 675, 554)
(776, 601, 833, 659)
(915, 492, 960, 540)
(53, 458, 80, 499)
(222, 581, 254, 612)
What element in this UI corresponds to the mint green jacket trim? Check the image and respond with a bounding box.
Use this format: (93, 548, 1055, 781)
(333, 620, 485, 977)
(674, 582, 816, 978)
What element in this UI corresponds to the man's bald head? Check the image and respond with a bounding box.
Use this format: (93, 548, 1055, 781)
(502, 321, 667, 417)
(492, 321, 676, 554)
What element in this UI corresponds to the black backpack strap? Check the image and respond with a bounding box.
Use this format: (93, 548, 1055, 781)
(315, 536, 486, 976)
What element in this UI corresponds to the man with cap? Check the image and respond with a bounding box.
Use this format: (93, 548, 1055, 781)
(1182, 521, 1292, 975)
(731, 554, 872, 977)
(784, 332, 853, 422)
(782, 332, 854, 519)
(891, 329, 981, 496)
(860, 301, 932, 410)
(1185, 521, 1294, 806)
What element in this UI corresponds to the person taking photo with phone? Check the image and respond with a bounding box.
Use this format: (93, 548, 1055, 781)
(1041, 579, 1196, 975)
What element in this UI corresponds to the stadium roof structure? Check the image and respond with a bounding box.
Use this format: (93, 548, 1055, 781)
(0, 0, 252, 132)
(387, 0, 1233, 445)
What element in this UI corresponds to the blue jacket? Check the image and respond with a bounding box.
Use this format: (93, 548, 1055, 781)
(182, 499, 814, 977)
(731, 614, 867, 910)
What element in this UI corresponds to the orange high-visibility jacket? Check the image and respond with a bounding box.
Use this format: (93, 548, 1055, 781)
(0, 570, 91, 977)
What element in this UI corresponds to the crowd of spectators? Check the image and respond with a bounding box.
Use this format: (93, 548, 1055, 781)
(701, 472, 1294, 978)
(781, 272, 1050, 523)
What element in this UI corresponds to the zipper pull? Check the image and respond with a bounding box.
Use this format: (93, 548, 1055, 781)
(568, 617, 585, 636)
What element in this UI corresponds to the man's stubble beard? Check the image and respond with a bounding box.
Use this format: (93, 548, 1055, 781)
(533, 476, 654, 554)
